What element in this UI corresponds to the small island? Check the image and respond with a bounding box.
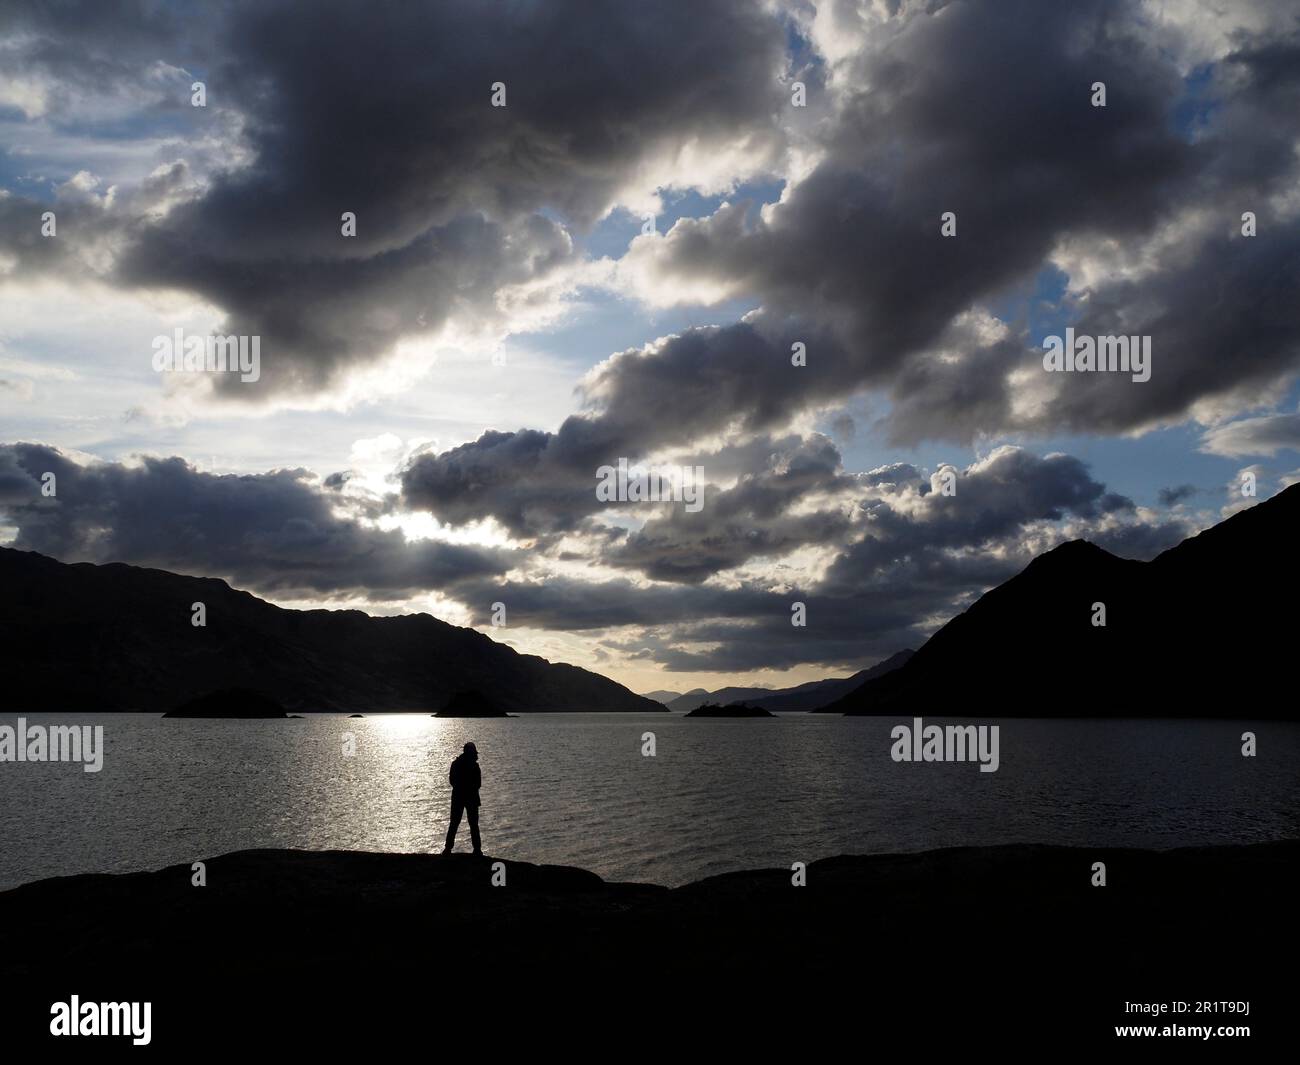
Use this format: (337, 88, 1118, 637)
(163, 688, 289, 719)
(684, 702, 774, 718)
(434, 690, 511, 717)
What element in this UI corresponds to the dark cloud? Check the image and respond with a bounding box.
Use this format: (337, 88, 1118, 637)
(0, 449, 44, 504)
(410, 424, 1144, 589)
(819, 447, 1139, 593)
(11, 0, 1297, 430)
(624, 0, 1300, 444)
(601, 434, 853, 583)
(451, 446, 1188, 671)
(0, 443, 509, 598)
(1039, 219, 1300, 436)
(630, 0, 1187, 429)
(1158, 484, 1199, 506)
(49, 0, 792, 398)
(400, 428, 602, 539)
(1199, 411, 1300, 458)
(0, 190, 112, 281)
(399, 321, 844, 537)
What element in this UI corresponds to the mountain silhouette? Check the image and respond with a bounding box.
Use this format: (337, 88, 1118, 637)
(0, 547, 662, 713)
(666, 685, 772, 712)
(821, 485, 1299, 716)
(663, 650, 915, 712)
(738, 650, 915, 711)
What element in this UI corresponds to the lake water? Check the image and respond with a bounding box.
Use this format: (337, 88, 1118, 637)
(2, 713, 1297, 890)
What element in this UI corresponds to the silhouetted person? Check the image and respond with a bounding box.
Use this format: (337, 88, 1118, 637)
(443, 741, 482, 855)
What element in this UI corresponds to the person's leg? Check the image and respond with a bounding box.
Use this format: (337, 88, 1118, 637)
(467, 804, 481, 854)
(444, 799, 464, 853)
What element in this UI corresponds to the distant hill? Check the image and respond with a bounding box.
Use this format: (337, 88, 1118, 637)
(0, 548, 663, 713)
(661, 687, 711, 711)
(641, 690, 683, 705)
(746, 650, 915, 711)
(666, 686, 772, 712)
(660, 651, 916, 713)
(821, 485, 1300, 716)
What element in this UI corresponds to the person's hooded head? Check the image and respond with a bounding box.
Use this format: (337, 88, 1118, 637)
(463, 742, 477, 760)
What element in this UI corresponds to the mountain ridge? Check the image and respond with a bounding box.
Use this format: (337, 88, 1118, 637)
(820, 486, 1299, 716)
(0, 546, 661, 713)
(744, 649, 916, 711)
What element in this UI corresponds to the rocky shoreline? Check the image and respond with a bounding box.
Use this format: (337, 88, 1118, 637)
(2, 840, 1294, 1049)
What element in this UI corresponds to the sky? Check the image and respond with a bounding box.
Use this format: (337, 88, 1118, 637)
(1, 0, 1298, 695)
